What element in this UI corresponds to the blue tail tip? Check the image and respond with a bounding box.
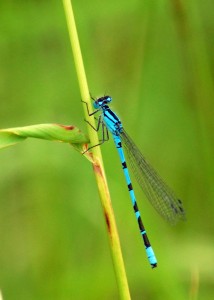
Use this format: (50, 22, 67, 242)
(151, 263, 157, 268)
(146, 246, 158, 268)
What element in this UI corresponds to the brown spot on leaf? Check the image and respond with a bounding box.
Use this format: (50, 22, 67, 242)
(57, 124, 75, 130)
(63, 125, 75, 130)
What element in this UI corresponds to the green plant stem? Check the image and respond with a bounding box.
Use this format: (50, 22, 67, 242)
(62, 1, 131, 299)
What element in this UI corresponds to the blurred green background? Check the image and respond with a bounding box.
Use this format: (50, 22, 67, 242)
(0, 1, 214, 299)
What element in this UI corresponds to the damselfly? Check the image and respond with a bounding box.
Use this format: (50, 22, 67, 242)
(83, 96, 185, 268)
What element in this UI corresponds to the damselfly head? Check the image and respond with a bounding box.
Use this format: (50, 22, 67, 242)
(93, 95, 112, 108)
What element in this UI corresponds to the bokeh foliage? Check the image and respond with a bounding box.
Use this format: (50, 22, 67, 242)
(0, 0, 214, 299)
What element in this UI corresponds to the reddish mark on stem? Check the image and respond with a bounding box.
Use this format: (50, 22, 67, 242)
(82, 144, 93, 158)
(93, 163, 103, 177)
(104, 210, 111, 234)
(93, 163, 112, 235)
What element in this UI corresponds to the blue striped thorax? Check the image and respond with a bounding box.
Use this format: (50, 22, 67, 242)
(94, 96, 123, 135)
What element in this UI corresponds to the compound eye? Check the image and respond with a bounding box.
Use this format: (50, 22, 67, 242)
(93, 101, 99, 109)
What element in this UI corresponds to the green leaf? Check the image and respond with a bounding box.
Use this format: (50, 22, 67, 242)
(0, 123, 91, 160)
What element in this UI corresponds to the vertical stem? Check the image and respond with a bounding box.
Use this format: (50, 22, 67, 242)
(62, 1, 131, 299)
